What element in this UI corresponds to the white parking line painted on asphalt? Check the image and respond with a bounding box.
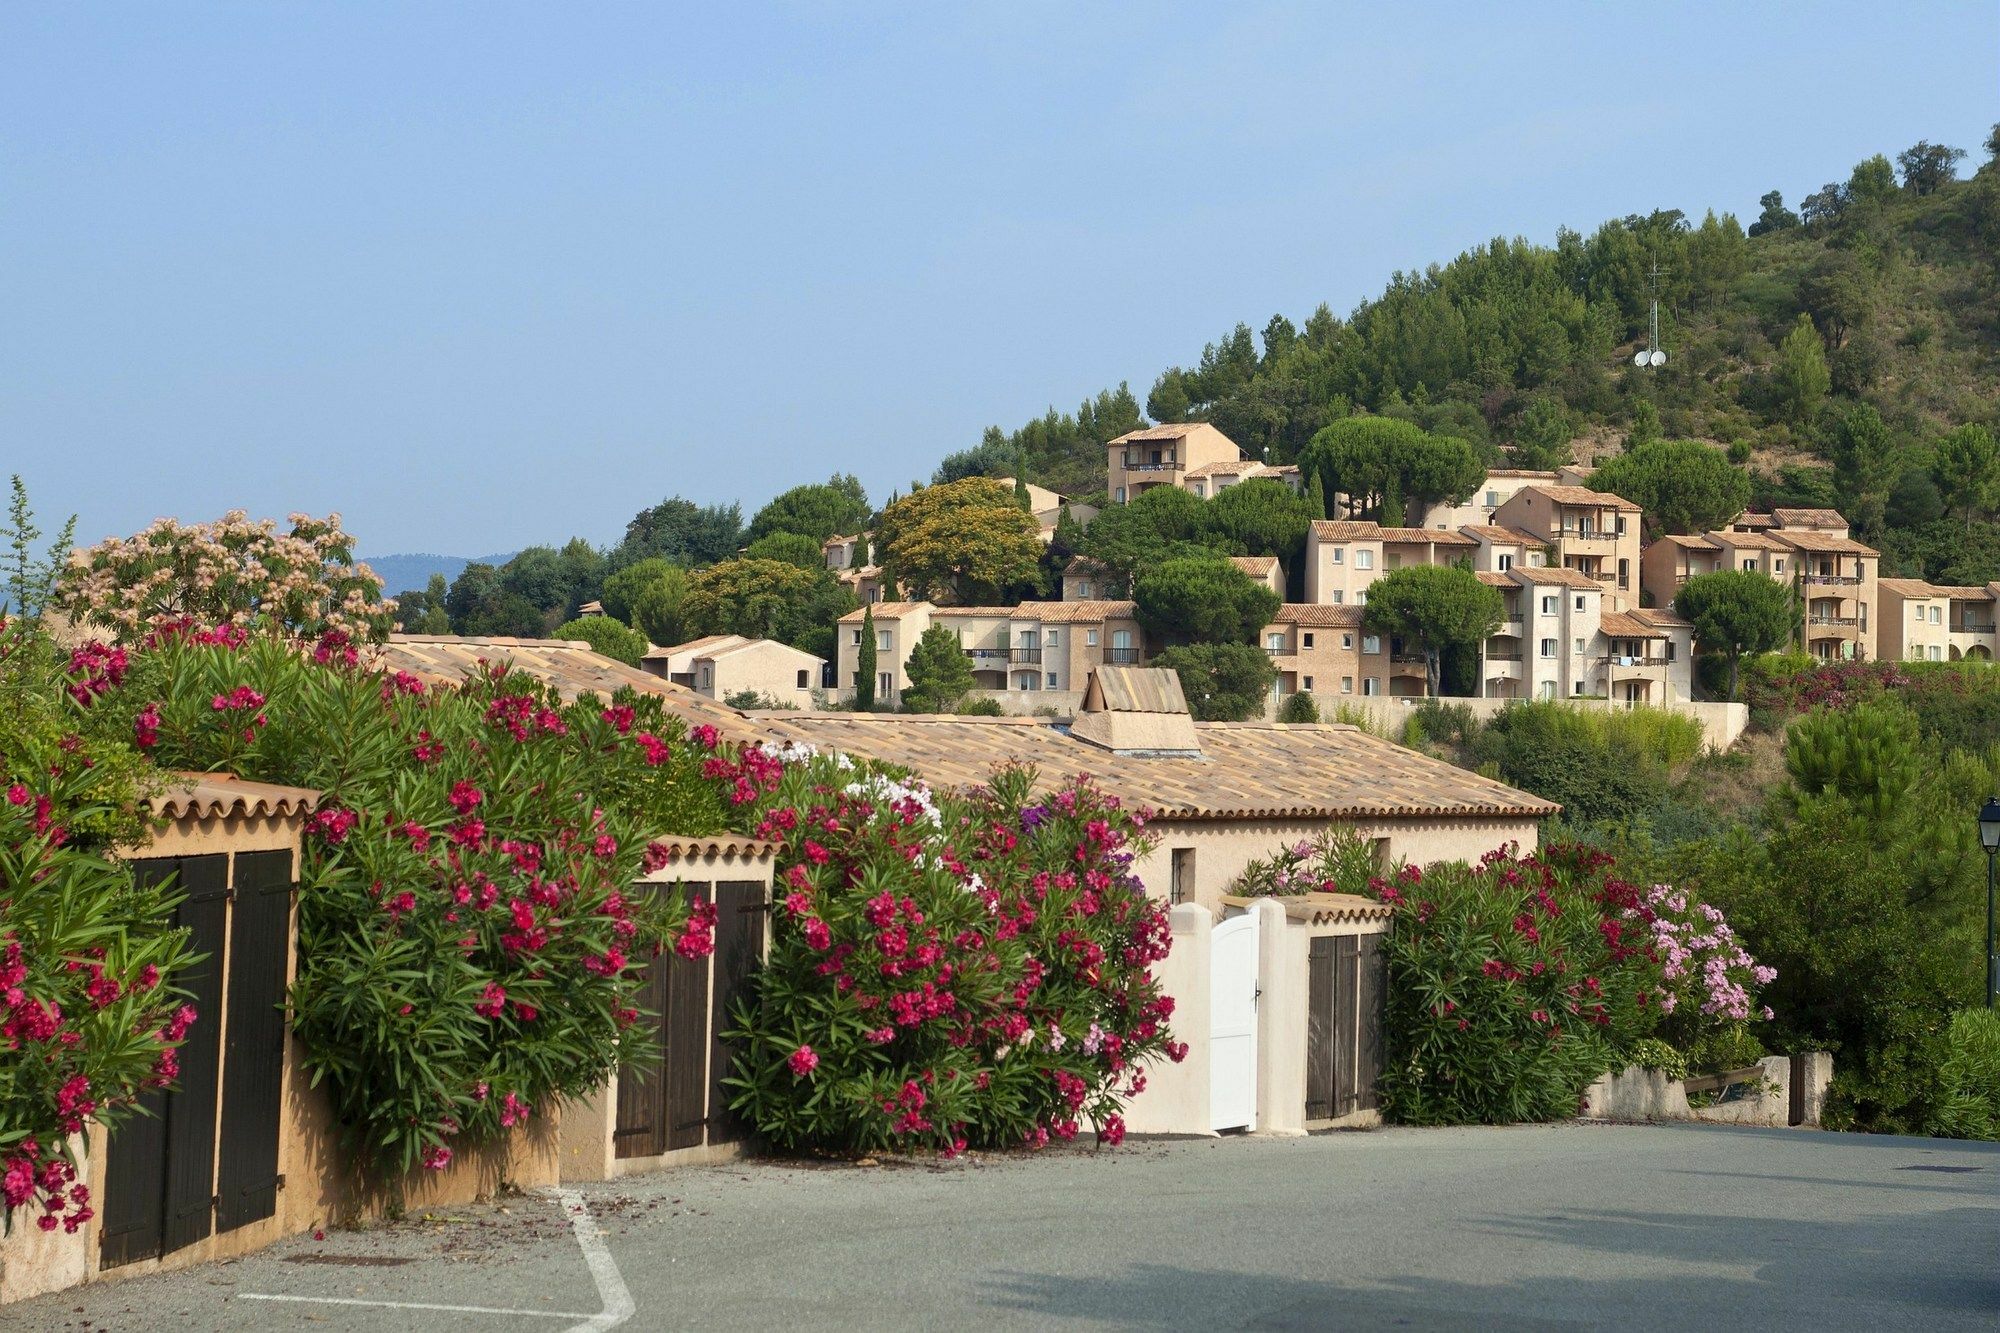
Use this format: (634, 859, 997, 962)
(237, 1292, 596, 1319)
(555, 1188, 637, 1332)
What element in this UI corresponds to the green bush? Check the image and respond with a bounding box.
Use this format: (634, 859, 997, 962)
(1923, 1009, 2000, 1141)
(553, 615, 648, 665)
(1627, 1038, 1687, 1080)
(1277, 691, 1320, 724)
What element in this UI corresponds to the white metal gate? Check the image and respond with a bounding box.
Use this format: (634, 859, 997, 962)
(1209, 911, 1259, 1131)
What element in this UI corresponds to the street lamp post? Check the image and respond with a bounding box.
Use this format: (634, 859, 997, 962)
(1980, 797, 2000, 1010)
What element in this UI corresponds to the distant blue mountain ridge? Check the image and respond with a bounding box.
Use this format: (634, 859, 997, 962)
(360, 552, 518, 597)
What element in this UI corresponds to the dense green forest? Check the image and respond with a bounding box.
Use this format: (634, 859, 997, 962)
(402, 129, 2000, 652)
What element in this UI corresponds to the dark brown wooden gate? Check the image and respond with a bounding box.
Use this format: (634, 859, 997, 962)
(102, 855, 228, 1269)
(1303, 931, 1387, 1124)
(615, 880, 736, 1159)
(216, 850, 292, 1232)
(705, 882, 763, 1145)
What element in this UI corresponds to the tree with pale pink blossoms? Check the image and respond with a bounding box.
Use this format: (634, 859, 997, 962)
(57, 511, 396, 645)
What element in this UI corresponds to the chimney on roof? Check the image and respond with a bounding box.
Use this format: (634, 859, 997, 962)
(1069, 666, 1203, 757)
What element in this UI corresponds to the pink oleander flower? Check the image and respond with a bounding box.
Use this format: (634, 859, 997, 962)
(787, 1044, 819, 1078)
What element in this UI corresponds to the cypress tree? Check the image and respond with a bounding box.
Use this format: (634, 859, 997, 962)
(855, 606, 878, 710)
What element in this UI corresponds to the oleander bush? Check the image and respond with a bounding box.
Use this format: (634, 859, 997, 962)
(0, 617, 195, 1235)
(1922, 1009, 2000, 1141)
(726, 757, 1181, 1155)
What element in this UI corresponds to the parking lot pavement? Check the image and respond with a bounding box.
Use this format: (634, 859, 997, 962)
(6, 1122, 1998, 1331)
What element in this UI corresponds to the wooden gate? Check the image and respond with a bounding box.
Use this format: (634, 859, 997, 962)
(1209, 913, 1259, 1132)
(101, 855, 229, 1269)
(216, 850, 292, 1232)
(614, 879, 764, 1159)
(1306, 932, 1386, 1123)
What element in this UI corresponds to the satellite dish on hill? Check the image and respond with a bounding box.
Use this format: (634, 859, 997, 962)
(1649, 349, 1666, 367)
(1633, 351, 1649, 367)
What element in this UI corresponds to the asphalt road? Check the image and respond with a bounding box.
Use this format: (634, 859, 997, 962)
(7, 1122, 1997, 1331)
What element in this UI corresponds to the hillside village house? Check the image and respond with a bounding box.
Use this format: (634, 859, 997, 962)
(822, 534, 890, 605)
(1106, 423, 1300, 504)
(835, 600, 1143, 709)
(991, 476, 1099, 540)
(1258, 603, 1376, 700)
(1488, 484, 1643, 611)
(761, 666, 1557, 911)
(1878, 579, 2000, 662)
(1231, 554, 1285, 596)
(640, 634, 825, 710)
(1302, 521, 1478, 606)
(1639, 509, 1883, 661)
(1062, 556, 1119, 600)
(1461, 524, 1554, 576)
(1417, 464, 1599, 529)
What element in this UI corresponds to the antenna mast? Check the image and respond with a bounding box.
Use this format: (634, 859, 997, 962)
(1635, 263, 1667, 368)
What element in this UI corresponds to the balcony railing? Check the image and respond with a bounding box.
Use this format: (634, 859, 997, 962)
(1120, 457, 1183, 473)
(1809, 615, 1859, 628)
(1010, 647, 1044, 664)
(1484, 650, 1523, 662)
(1262, 646, 1287, 656)
(965, 648, 1011, 663)
(1803, 573, 1862, 586)
(1390, 652, 1428, 665)
(1602, 654, 1669, 667)
(1106, 647, 1142, 664)
(1956, 621, 1997, 635)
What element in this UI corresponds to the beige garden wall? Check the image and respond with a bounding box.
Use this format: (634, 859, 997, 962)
(1121, 905, 1214, 1137)
(1131, 815, 1543, 912)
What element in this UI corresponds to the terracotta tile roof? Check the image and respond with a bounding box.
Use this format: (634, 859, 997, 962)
(1273, 603, 1366, 627)
(1628, 608, 1692, 630)
(640, 835, 781, 867)
(1878, 578, 1941, 597)
(763, 714, 1557, 823)
(1771, 531, 1878, 556)
(1519, 484, 1641, 511)
(1185, 460, 1263, 480)
(703, 637, 824, 665)
(1308, 521, 1474, 546)
(1310, 521, 1382, 541)
(1601, 611, 1678, 638)
(643, 633, 745, 661)
(1221, 892, 1395, 925)
(929, 606, 1010, 618)
(1109, 423, 1226, 444)
(152, 772, 319, 823)
(1063, 557, 1112, 576)
(1509, 567, 1606, 589)
(1460, 525, 1547, 545)
(836, 602, 931, 623)
(1013, 600, 1137, 624)
(1773, 508, 1847, 529)
(1484, 469, 1562, 480)
(1089, 665, 1189, 714)
(378, 634, 760, 741)
(1711, 531, 1790, 551)
(1653, 534, 1721, 551)
(1229, 555, 1280, 577)
(1475, 571, 1517, 588)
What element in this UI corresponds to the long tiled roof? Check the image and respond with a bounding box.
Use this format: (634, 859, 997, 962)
(1013, 600, 1138, 624)
(1273, 603, 1366, 627)
(1510, 566, 1606, 589)
(1653, 534, 1720, 551)
(1710, 531, 1789, 551)
(836, 602, 931, 622)
(1308, 521, 1475, 546)
(377, 634, 761, 741)
(1772, 531, 1877, 556)
(1628, 608, 1693, 630)
(1475, 571, 1517, 588)
(1773, 508, 1847, 529)
(1221, 892, 1396, 925)
(1229, 555, 1280, 577)
(1460, 525, 1547, 546)
(762, 714, 1558, 823)
(1878, 578, 1941, 597)
(643, 633, 744, 660)
(152, 772, 319, 823)
(1519, 484, 1641, 511)
(1601, 611, 1677, 638)
(1185, 460, 1264, 480)
(1109, 423, 1226, 444)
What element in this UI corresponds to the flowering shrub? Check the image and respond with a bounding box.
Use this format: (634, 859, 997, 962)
(83, 632, 733, 1176)
(726, 758, 1179, 1155)
(1227, 829, 1386, 897)
(0, 619, 194, 1233)
(57, 511, 396, 644)
(1283, 837, 1773, 1124)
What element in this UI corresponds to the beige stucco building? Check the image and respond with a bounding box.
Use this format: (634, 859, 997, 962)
(1107, 422, 1266, 504)
(1877, 578, 2000, 662)
(834, 599, 1144, 709)
(1302, 521, 1478, 606)
(1640, 509, 1880, 662)
(1488, 484, 1642, 611)
(641, 634, 825, 710)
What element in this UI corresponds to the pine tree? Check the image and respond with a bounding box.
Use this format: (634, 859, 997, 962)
(855, 606, 878, 710)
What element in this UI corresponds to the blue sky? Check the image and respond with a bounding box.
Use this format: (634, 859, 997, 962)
(3, 3, 1994, 556)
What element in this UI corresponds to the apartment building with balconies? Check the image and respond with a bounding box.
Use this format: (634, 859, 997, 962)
(1417, 465, 1600, 529)
(1462, 524, 1553, 577)
(1106, 422, 1246, 504)
(1495, 566, 1607, 701)
(1639, 533, 1724, 611)
(1779, 529, 1879, 661)
(835, 599, 1142, 709)
(1877, 579, 2000, 663)
(1488, 484, 1642, 610)
(1257, 603, 1383, 706)
(1302, 520, 1478, 605)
